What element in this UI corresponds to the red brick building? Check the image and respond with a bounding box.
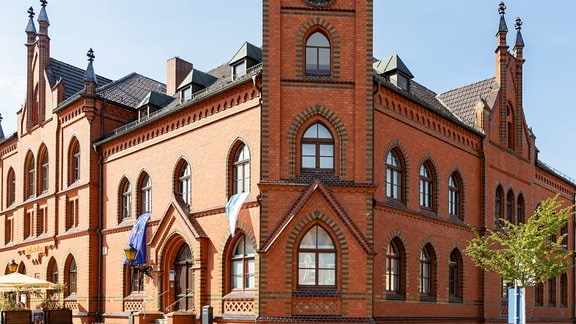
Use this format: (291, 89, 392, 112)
(0, 1, 574, 323)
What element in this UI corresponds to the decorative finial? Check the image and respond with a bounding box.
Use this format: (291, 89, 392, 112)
(515, 17, 522, 31)
(40, 0, 47, 8)
(27, 7, 35, 19)
(498, 1, 506, 16)
(87, 48, 95, 62)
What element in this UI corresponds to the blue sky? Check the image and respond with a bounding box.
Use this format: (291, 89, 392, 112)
(0, 1, 574, 181)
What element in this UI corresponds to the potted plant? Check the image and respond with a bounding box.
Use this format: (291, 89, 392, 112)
(0, 289, 32, 324)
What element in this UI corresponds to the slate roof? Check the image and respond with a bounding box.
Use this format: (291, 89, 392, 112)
(46, 58, 113, 100)
(97, 73, 166, 109)
(436, 78, 498, 127)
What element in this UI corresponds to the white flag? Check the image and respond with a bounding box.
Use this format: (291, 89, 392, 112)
(225, 192, 249, 237)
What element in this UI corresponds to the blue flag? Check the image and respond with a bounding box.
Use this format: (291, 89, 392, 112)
(124, 213, 151, 265)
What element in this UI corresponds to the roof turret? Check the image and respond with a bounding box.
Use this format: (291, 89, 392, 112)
(37, 0, 50, 25)
(514, 17, 525, 47)
(84, 48, 97, 83)
(25, 7, 37, 34)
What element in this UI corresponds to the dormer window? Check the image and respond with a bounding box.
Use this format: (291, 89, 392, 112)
(182, 87, 192, 102)
(396, 74, 409, 91)
(233, 61, 246, 80)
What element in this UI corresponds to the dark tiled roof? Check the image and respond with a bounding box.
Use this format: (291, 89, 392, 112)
(436, 78, 498, 127)
(46, 58, 112, 100)
(96, 73, 167, 108)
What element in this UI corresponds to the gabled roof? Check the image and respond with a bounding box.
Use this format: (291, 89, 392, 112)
(96, 73, 166, 109)
(46, 58, 112, 100)
(373, 54, 414, 78)
(436, 78, 498, 127)
(177, 68, 218, 90)
(229, 42, 262, 65)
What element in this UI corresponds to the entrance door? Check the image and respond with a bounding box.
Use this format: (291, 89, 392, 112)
(174, 244, 194, 311)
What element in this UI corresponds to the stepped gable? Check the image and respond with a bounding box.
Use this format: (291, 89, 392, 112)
(96, 73, 167, 109)
(437, 77, 498, 127)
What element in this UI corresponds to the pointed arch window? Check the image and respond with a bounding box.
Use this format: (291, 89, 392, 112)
(39, 147, 49, 193)
(386, 238, 405, 299)
(174, 245, 194, 311)
(419, 163, 434, 210)
(301, 123, 334, 172)
(449, 249, 463, 302)
(231, 234, 255, 290)
(25, 152, 36, 199)
(7, 168, 16, 206)
(298, 225, 336, 288)
(506, 190, 515, 224)
(517, 194, 525, 224)
(419, 244, 436, 301)
(386, 150, 403, 201)
(69, 139, 81, 185)
(560, 273, 568, 307)
(495, 186, 504, 227)
(67, 258, 77, 296)
(139, 174, 152, 215)
(177, 162, 191, 206)
(448, 173, 462, 218)
(120, 180, 132, 221)
(306, 32, 331, 76)
(233, 144, 250, 195)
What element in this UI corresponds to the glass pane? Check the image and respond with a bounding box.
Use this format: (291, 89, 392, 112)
(300, 230, 316, 248)
(302, 143, 316, 155)
(316, 227, 334, 249)
(316, 124, 331, 139)
(302, 156, 316, 168)
(307, 32, 329, 47)
(318, 269, 335, 285)
(299, 252, 316, 268)
(306, 48, 317, 71)
(233, 239, 244, 258)
(245, 240, 255, 255)
(319, 253, 335, 268)
(303, 125, 318, 138)
(246, 273, 255, 288)
(319, 144, 333, 157)
(232, 260, 243, 276)
(299, 268, 315, 285)
(319, 157, 333, 169)
(318, 48, 330, 74)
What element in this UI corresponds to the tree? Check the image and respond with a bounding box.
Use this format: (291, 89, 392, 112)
(465, 195, 574, 287)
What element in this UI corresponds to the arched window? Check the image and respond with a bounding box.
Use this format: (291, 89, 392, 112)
(495, 186, 504, 227)
(419, 244, 436, 300)
(298, 224, 336, 288)
(448, 173, 462, 218)
(507, 105, 515, 150)
(6, 168, 15, 206)
(120, 179, 132, 221)
(301, 123, 334, 172)
(517, 193, 525, 224)
(69, 139, 81, 184)
(48, 259, 58, 283)
(231, 234, 255, 291)
(177, 162, 191, 206)
(419, 163, 434, 210)
(233, 144, 250, 195)
(139, 174, 152, 215)
(449, 249, 463, 302)
(66, 258, 77, 296)
(39, 146, 49, 193)
(560, 273, 568, 307)
(25, 152, 36, 199)
(386, 238, 405, 298)
(548, 277, 557, 307)
(305, 32, 330, 76)
(386, 150, 403, 201)
(535, 282, 544, 306)
(506, 190, 515, 224)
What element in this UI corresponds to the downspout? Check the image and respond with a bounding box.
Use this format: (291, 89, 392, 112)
(93, 99, 107, 322)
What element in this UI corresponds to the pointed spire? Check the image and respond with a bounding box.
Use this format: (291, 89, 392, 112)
(514, 17, 524, 47)
(25, 7, 37, 34)
(0, 114, 5, 139)
(84, 49, 97, 92)
(497, 1, 508, 32)
(38, 0, 49, 25)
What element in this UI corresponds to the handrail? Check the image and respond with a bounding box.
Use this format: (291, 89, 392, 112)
(137, 288, 170, 319)
(165, 289, 194, 313)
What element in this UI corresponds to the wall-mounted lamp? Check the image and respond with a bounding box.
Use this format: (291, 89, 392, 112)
(7, 259, 18, 273)
(124, 244, 152, 277)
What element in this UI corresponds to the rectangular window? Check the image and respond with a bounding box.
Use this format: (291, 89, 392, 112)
(37, 206, 47, 236)
(24, 210, 34, 239)
(66, 199, 79, 230)
(5, 217, 13, 244)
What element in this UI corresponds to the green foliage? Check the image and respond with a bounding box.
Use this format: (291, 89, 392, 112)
(465, 195, 574, 287)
